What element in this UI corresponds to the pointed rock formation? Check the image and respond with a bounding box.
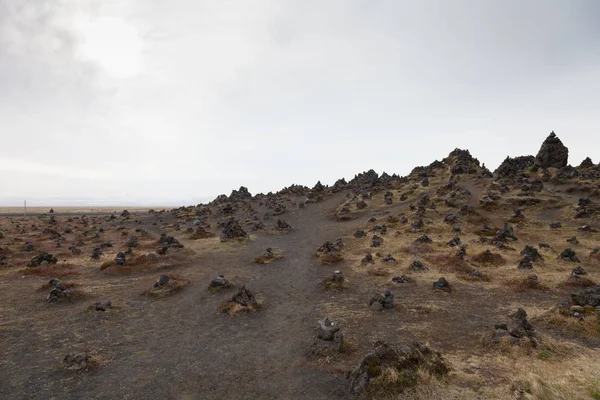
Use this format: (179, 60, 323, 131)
(535, 131, 568, 168)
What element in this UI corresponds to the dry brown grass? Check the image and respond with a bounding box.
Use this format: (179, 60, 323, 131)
(218, 296, 264, 316)
(19, 263, 79, 278)
(557, 276, 597, 288)
(317, 252, 344, 264)
(254, 251, 284, 264)
(367, 267, 392, 277)
(324, 279, 350, 291)
(37, 281, 78, 291)
(471, 250, 506, 265)
(503, 277, 550, 292)
(535, 311, 600, 338)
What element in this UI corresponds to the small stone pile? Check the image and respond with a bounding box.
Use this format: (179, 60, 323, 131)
(45, 278, 75, 303)
(559, 248, 580, 262)
(115, 252, 126, 266)
(535, 131, 569, 168)
(369, 290, 394, 311)
(410, 260, 429, 271)
(275, 219, 291, 232)
(28, 252, 58, 268)
(312, 317, 344, 354)
(209, 275, 229, 290)
(63, 352, 96, 371)
(490, 308, 536, 346)
(91, 247, 102, 260)
(392, 275, 414, 284)
(316, 239, 344, 263)
(384, 191, 393, 205)
(432, 277, 451, 292)
(230, 286, 259, 308)
(415, 234, 432, 244)
(220, 219, 249, 241)
(157, 233, 184, 254)
(88, 300, 112, 311)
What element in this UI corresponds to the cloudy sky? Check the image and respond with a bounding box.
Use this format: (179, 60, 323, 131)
(1, 0, 599, 206)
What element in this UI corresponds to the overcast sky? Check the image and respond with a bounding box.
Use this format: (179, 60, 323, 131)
(1, 0, 599, 206)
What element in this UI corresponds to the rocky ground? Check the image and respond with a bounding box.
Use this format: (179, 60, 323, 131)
(1, 132, 600, 399)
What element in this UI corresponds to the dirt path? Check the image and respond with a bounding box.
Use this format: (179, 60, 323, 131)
(1, 193, 365, 400)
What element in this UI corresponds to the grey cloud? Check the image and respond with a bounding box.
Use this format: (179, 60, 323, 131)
(1, 0, 599, 205)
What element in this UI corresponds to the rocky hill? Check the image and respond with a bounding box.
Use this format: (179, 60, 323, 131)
(1, 131, 599, 399)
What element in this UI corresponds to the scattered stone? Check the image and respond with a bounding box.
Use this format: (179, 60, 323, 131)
(354, 229, 366, 238)
(332, 270, 345, 283)
(444, 214, 458, 224)
(415, 234, 432, 244)
(392, 275, 414, 284)
(571, 286, 600, 307)
(579, 225, 596, 232)
(432, 277, 451, 292)
(382, 253, 396, 262)
(153, 274, 170, 289)
(28, 252, 58, 267)
(518, 257, 533, 270)
(559, 248, 580, 262)
(275, 219, 291, 232)
(455, 245, 467, 259)
(356, 200, 368, 210)
(63, 352, 95, 371)
(369, 290, 394, 310)
(370, 235, 383, 247)
(115, 252, 126, 266)
(571, 266, 586, 277)
(361, 253, 374, 264)
(24, 242, 34, 252)
(495, 224, 517, 241)
(210, 275, 228, 288)
(520, 245, 543, 262)
(88, 300, 112, 311)
(410, 260, 429, 271)
(91, 247, 102, 260)
(550, 222, 562, 229)
(469, 270, 483, 278)
(447, 237, 461, 247)
(411, 218, 424, 230)
(567, 236, 579, 245)
(127, 236, 139, 248)
(46, 282, 75, 303)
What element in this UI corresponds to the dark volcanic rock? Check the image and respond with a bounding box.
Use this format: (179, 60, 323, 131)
(580, 157, 594, 168)
(571, 286, 600, 307)
(559, 248, 580, 262)
(535, 131, 569, 168)
(494, 156, 535, 179)
(220, 219, 249, 241)
(491, 308, 536, 345)
(28, 252, 58, 267)
(432, 277, 450, 292)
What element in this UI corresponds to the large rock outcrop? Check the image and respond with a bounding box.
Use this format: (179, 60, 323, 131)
(535, 131, 568, 168)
